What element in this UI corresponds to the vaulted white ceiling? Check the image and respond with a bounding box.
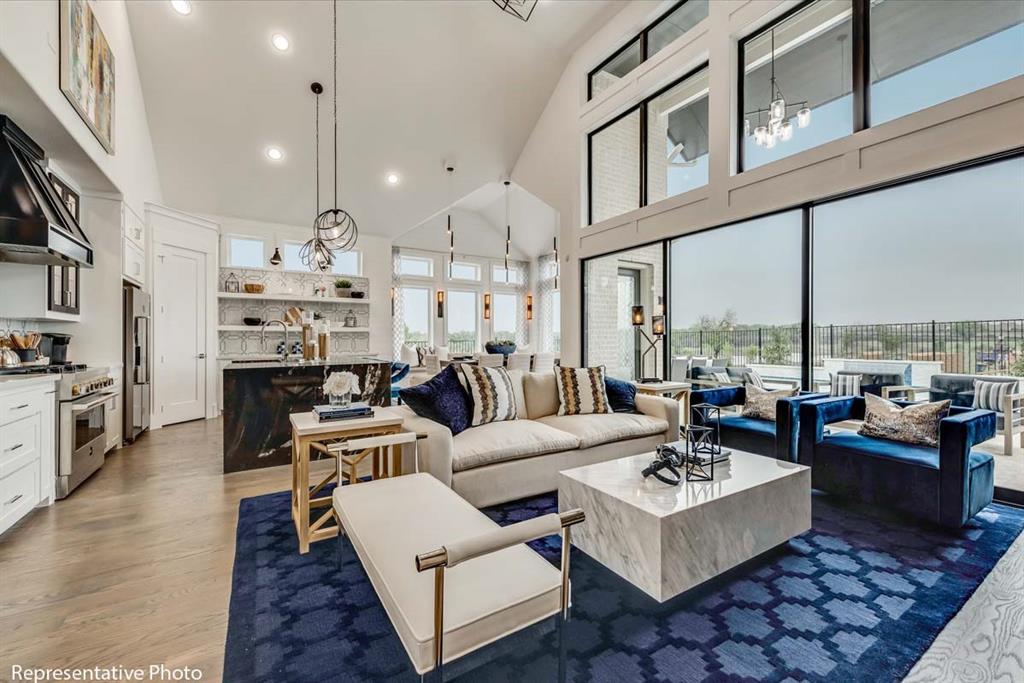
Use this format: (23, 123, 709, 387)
(126, 0, 626, 238)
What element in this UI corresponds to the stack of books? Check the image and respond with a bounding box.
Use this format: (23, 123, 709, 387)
(313, 402, 372, 423)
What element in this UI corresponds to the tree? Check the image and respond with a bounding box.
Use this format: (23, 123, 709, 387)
(697, 309, 738, 359)
(762, 327, 791, 365)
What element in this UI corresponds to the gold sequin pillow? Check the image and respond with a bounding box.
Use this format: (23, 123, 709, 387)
(858, 393, 950, 447)
(741, 384, 798, 422)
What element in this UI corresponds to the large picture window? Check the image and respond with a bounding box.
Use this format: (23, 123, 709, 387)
(739, 0, 853, 171)
(401, 286, 432, 349)
(588, 65, 710, 225)
(669, 211, 803, 383)
(647, 66, 709, 203)
(446, 290, 480, 354)
(588, 1, 708, 100)
(869, 0, 1024, 126)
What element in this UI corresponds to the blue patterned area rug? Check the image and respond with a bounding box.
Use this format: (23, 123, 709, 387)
(224, 489, 1024, 682)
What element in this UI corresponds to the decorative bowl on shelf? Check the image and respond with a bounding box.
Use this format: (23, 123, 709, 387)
(484, 341, 517, 356)
(243, 283, 265, 294)
(243, 317, 263, 326)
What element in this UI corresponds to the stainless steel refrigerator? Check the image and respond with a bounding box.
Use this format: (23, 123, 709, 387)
(123, 284, 151, 443)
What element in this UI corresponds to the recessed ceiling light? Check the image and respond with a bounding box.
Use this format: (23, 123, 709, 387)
(265, 146, 284, 161)
(385, 172, 401, 186)
(170, 0, 192, 16)
(271, 33, 290, 52)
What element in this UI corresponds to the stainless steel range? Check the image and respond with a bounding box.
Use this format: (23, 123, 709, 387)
(55, 366, 115, 498)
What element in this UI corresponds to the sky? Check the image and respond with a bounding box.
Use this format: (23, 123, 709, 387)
(670, 156, 1024, 328)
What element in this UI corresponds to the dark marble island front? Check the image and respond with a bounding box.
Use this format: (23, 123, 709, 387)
(222, 358, 392, 473)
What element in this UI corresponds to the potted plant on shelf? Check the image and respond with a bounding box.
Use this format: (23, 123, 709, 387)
(335, 279, 353, 298)
(485, 338, 517, 356)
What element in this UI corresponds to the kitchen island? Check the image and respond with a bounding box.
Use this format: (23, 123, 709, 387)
(222, 357, 392, 473)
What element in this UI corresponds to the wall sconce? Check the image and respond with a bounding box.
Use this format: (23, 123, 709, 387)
(652, 315, 665, 337)
(631, 305, 645, 327)
(437, 290, 445, 318)
(526, 294, 533, 321)
(483, 292, 492, 320)
(390, 286, 396, 316)
(269, 246, 282, 266)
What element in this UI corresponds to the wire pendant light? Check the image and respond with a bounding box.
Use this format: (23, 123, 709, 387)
(305, 0, 357, 271)
(503, 180, 511, 281)
(299, 82, 334, 271)
(744, 27, 811, 150)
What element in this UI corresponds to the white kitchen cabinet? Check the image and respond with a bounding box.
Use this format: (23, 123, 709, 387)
(123, 237, 146, 287)
(104, 390, 122, 452)
(122, 204, 145, 249)
(0, 378, 56, 536)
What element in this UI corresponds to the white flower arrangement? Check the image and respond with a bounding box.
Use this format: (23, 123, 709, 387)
(324, 371, 360, 396)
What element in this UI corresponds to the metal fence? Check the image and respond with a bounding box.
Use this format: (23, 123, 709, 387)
(670, 318, 1024, 375)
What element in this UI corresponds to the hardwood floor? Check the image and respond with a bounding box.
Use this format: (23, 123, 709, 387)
(0, 418, 292, 681)
(1, 417, 1021, 682)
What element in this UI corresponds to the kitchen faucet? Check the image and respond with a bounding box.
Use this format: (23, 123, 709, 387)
(261, 319, 291, 360)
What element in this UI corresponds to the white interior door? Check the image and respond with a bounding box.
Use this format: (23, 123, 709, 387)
(155, 243, 206, 425)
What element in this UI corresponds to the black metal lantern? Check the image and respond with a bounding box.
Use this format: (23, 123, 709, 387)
(492, 0, 537, 22)
(684, 425, 716, 482)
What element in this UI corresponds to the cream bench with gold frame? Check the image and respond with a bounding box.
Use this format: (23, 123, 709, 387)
(333, 473, 584, 678)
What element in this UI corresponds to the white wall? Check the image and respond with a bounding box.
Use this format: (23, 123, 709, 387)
(0, 0, 163, 375)
(0, 0, 163, 215)
(513, 0, 1024, 366)
(208, 214, 393, 357)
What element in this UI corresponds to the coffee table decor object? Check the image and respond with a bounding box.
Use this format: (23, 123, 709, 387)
(684, 425, 716, 482)
(689, 402, 722, 455)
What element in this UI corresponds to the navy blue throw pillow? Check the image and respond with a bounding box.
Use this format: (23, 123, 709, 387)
(398, 365, 472, 435)
(605, 377, 638, 413)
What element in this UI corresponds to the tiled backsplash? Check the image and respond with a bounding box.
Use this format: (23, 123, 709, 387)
(217, 267, 372, 358)
(0, 318, 29, 335)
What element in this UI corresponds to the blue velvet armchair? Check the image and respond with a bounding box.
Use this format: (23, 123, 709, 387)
(690, 387, 826, 462)
(390, 362, 411, 404)
(798, 396, 996, 528)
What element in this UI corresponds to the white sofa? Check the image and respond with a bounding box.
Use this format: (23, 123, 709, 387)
(396, 371, 680, 508)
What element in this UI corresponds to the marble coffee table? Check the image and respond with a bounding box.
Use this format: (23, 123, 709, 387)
(558, 450, 810, 602)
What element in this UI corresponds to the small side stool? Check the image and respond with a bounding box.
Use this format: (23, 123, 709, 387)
(313, 431, 418, 485)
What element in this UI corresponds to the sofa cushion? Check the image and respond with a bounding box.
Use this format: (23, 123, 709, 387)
(741, 385, 797, 421)
(458, 365, 518, 426)
(605, 376, 638, 413)
(452, 420, 580, 472)
(719, 415, 777, 438)
(399, 365, 472, 436)
(555, 366, 613, 416)
(972, 379, 1015, 411)
(858, 393, 950, 448)
(537, 413, 668, 449)
(830, 373, 862, 397)
(523, 371, 559, 419)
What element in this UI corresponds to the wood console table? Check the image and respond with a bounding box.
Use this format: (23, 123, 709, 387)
(289, 407, 406, 553)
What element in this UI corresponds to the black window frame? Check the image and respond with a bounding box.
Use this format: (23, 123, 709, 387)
(587, 61, 710, 226)
(583, 147, 1023, 471)
(587, 1, 706, 102)
(737, 0, 868, 174)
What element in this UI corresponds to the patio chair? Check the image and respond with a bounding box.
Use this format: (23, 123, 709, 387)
(883, 374, 1021, 455)
(476, 353, 504, 368)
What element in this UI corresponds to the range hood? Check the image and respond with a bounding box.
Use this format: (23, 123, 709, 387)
(0, 116, 93, 267)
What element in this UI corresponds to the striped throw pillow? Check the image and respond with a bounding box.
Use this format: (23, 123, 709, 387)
(743, 370, 765, 389)
(830, 373, 862, 397)
(710, 371, 731, 384)
(459, 365, 518, 426)
(972, 380, 1014, 411)
(555, 366, 613, 416)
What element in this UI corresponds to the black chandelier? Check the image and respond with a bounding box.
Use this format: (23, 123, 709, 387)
(492, 0, 537, 22)
(301, 0, 357, 272)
